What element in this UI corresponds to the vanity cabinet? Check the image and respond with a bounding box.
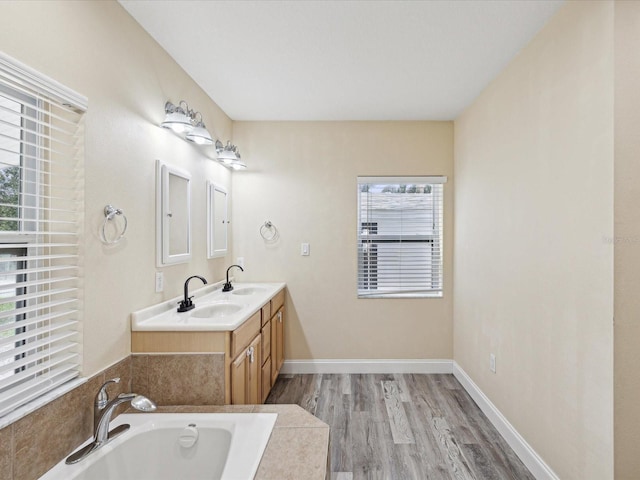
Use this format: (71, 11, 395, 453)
(131, 285, 286, 406)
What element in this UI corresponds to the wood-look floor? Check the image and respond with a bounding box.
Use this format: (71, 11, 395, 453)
(265, 373, 534, 480)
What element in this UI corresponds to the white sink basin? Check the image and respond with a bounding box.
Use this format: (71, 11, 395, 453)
(131, 282, 286, 332)
(191, 303, 243, 319)
(232, 287, 267, 296)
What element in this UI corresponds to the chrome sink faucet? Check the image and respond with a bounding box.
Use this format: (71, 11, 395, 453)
(222, 264, 244, 292)
(177, 275, 208, 312)
(66, 377, 156, 464)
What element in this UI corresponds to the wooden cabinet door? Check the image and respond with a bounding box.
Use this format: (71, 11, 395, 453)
(261, 356, 272, 403)
(275, 307, 285, 372)
(231, 347, 247, 405)
(247, 334, 262, 405)
(261, 319, 271, 366)
(271, 307, 285, 384)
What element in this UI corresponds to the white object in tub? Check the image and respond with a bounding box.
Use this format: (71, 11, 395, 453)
(40, 413, 277, 480)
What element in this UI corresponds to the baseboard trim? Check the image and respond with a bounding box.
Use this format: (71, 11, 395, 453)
(453, 362, 559, 480)
(280, 359, 453, 374)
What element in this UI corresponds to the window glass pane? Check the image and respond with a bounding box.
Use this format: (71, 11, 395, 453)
(0, 249, 25, 383)
(358, 179, 443, 298)
(0, 94, 22, 232)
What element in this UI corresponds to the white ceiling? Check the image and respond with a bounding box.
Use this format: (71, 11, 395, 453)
(119, 0, 564, 121)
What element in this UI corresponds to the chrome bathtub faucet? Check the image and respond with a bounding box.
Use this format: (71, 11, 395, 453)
(66, 377, 156, 464)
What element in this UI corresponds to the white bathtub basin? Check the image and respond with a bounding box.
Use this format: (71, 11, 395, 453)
(40, 413, 277, 480)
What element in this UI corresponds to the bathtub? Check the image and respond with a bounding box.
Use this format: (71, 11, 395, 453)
(40, 413, 277, 480)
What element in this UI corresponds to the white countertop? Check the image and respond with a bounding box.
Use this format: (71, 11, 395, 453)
(131, 281, 286, 332)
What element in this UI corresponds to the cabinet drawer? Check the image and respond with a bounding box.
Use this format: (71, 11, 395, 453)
(261, 319, 271, 365)
(270, 289, 285, 315)
(231, 311, 261, 359)
(261, 303, 271, 327)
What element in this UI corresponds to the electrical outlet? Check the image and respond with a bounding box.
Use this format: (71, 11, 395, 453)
(237, 257, 245, 269)
(489, 353, 496, 373)
(155, 272, 164, 293)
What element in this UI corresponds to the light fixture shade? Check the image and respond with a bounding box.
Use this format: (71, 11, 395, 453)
(161, 110, 193, 133)
(186, 124, 213, 145)
(217, 150, 237, 164)
(215, 139, 246, 170)
(230, 160, 247, 170)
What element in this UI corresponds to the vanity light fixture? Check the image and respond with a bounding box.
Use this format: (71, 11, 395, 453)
(185, 112, 213, 145)
(161, 100, 213, 145)
(161, 100, 193, 134)
(215, 140, 247, 170)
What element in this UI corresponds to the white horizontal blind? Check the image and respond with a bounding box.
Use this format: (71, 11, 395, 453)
(357, 176, 446, 298)
(0, 52, 86, 418)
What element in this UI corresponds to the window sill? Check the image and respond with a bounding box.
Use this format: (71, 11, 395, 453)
(358, 292, 443, 299)
(0, 377, 86, 430)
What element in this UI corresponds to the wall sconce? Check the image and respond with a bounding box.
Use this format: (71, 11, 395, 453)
(215, 140, 247, 170)
(161, 100, 213, 145)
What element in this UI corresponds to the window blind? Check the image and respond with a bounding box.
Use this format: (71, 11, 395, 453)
(357, 176, 446, 298)
(0, 52, 86, 418)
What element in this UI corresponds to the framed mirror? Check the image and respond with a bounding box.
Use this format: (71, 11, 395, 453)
(207, 181, 228, 258)
(156, 160, 191, 266)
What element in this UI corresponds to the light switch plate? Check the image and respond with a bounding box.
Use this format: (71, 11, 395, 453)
(301, 243, 310, 256)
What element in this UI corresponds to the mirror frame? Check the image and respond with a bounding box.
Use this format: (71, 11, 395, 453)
(156, 159, 192, 266)
(207, 181, 228, 259)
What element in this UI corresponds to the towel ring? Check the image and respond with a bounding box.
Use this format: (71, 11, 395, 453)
(259, 221, 279, 242)
(100, 205, 128, 245)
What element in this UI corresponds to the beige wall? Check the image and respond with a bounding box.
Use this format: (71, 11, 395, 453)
(454, 2, 614, 479)
(0, 0, 234, 376)
(614, 1, 640, 477)
(231, 121, 453, 360)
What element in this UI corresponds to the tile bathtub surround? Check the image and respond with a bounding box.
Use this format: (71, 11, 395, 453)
(132, 353, 225, 405)
(127, 404, 330, 480)
(0, 425, 12, 480)
(0, 356, 132, 480)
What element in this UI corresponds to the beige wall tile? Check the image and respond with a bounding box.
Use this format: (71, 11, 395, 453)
(145, 354, 225, 405)
(131, 354, 150, 398)
(0, 425, 13, 480)
(102, 356, 134, 420)
(12, 376, 102, 480)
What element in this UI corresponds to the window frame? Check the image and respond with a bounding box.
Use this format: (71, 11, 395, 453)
(357, 176, 446, 299)
(0, 51, 86, 424)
